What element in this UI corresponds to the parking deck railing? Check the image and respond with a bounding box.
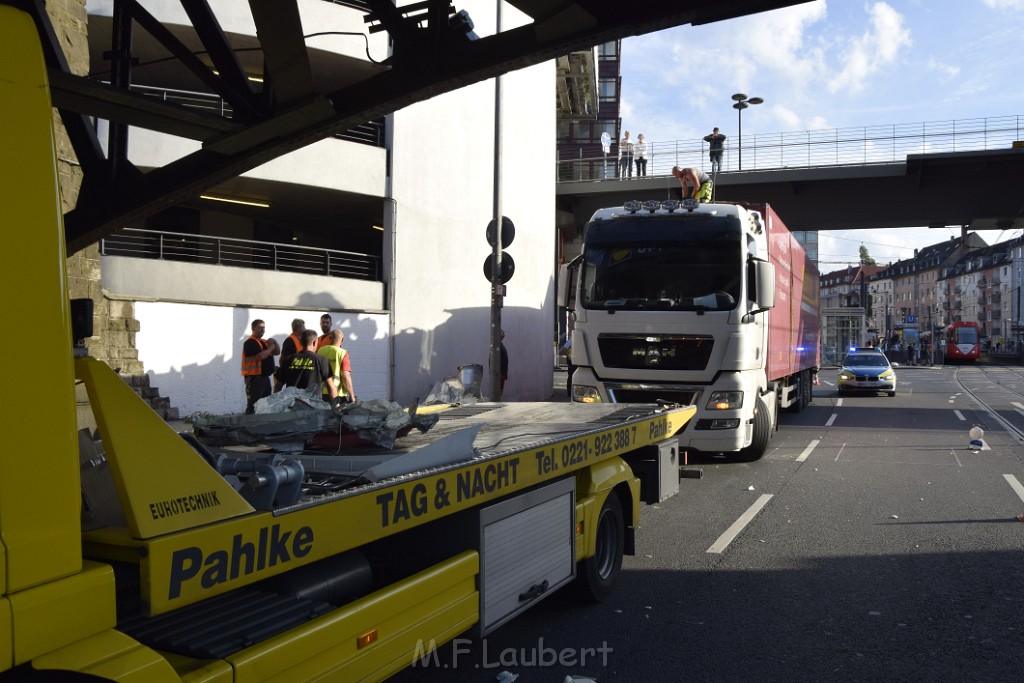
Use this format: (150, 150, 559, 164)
(101, 228, 382, 281)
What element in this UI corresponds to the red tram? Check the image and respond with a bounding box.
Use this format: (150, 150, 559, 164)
(945, 321, 980, 362)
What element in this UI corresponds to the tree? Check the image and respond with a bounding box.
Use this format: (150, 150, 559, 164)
(859, 245, 876, 266)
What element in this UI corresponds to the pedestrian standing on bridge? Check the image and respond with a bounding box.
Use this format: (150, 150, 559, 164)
(634, 133, 648, 176)
(618, 130, 634, 179)
(673, 166, 713, 202)
(703, 127, 726, 173)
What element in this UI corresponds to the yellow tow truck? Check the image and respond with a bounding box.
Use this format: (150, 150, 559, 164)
(0, 6, 694, 681)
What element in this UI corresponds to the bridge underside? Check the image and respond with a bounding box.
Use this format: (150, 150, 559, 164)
(7, 0, 808, 253)
(556, 148, 1024, 234)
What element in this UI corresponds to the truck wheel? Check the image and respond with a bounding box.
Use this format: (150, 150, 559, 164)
(575, 491, 624, 602)
(739, 397, 771, 461)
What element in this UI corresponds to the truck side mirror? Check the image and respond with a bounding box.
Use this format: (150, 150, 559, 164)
(557, 263, 570, 308)
(557, 255, 583, 309)
(749, 260, 775, 312)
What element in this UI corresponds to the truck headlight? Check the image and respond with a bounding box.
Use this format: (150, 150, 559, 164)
(706, 391, 743, 410)
(572, 385, 603, 403)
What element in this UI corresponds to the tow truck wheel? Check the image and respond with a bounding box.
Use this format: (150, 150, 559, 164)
(575, 490, 624, 602)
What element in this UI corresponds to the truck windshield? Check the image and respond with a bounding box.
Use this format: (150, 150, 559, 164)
(580, 241, 742, 311)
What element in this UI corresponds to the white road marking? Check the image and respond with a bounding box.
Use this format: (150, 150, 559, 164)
(825, 414, 837, 427)
(953, 410, 966, 421)
(1004, 474, 1024, 505)
(796, 439, 819, 463)
(1012, 402, 1024, 411)
(836, 398, 843, 406)
(834, 443, 847, 462)
(707, 494, 774, 554)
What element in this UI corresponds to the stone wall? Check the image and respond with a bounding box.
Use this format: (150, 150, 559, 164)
(48, 0, 144, 374)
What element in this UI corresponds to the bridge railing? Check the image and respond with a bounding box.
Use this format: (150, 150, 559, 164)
(557, 115, 1024, 182)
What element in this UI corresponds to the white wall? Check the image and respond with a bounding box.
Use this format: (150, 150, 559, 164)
(103, 256, 385, 312)
(134, 302, 389, 416)
(388, 1, 556, 404)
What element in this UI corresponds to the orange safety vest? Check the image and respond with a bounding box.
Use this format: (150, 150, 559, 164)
(241, 336, 270, 376)
(282, 332, 302, 357)
(316, 333, 331, 350)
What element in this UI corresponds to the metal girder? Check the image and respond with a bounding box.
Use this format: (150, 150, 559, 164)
(4, 0, 810, 252)
(179, 0, 263, 119)
(248, 0, 316, 107)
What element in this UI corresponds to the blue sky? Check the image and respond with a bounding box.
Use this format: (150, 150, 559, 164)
(619, 0, 1024, 271)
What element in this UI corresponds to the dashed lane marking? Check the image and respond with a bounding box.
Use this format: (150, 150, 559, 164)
(1003, 474, 1024, 505)
(796, 439, 819, 463)
(707, 494, 774, 554)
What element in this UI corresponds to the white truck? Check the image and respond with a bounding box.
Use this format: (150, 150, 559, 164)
(560, 199, 820, 459)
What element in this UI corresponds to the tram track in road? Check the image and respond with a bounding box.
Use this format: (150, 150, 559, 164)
(953, 365, 1024, 446)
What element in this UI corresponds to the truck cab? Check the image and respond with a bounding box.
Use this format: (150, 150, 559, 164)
(561, 199, 819, 459)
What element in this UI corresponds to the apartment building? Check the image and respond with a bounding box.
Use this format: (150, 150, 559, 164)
(940, 237, 1024, 347)
(82, 0, 556, 415)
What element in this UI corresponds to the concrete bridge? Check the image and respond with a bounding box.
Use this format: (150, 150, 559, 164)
(556, 119, 1024, 235)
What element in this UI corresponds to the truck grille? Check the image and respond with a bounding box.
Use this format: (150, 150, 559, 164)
(598, 334, 713, 371)
(607, 385, 701, 406)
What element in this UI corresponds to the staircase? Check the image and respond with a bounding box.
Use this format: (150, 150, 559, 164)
(122, 373, 181, 421)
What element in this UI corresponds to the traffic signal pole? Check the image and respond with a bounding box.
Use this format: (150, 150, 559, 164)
(489, 0, 504, 401)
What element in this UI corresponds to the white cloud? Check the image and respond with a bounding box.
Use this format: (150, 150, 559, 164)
(926, 57, 960, 82)
(981, 0, 1023, 9)
(828, 2, 911, 94)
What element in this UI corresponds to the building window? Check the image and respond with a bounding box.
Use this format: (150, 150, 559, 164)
(598, 41, 618, 59)
(557, 120, 572, 143)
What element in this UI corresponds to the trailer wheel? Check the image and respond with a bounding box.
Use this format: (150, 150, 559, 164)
(739, 397, 771, 461)
(575, 491, 624, 602)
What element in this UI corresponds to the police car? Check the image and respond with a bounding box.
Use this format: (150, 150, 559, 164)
(837, 347, 897, 397)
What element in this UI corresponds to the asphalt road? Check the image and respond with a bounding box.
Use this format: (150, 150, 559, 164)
(389, 365, 1024, 682)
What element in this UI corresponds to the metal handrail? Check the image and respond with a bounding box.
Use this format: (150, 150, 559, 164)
(126, 83, 386, 147)
(558, 114, 1023, 182)
(101, 228, 382, 281)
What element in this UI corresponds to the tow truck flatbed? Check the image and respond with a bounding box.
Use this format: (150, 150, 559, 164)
(77, 359, 694, 615)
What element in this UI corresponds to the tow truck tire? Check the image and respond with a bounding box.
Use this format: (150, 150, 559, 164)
(738, 397, 771, 461)
(575, 491, 624, 602)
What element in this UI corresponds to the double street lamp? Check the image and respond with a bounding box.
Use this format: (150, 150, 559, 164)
(731, 93, 763, 170)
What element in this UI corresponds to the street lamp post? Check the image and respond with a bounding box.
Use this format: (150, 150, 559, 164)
(731, 93, 763, 171)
